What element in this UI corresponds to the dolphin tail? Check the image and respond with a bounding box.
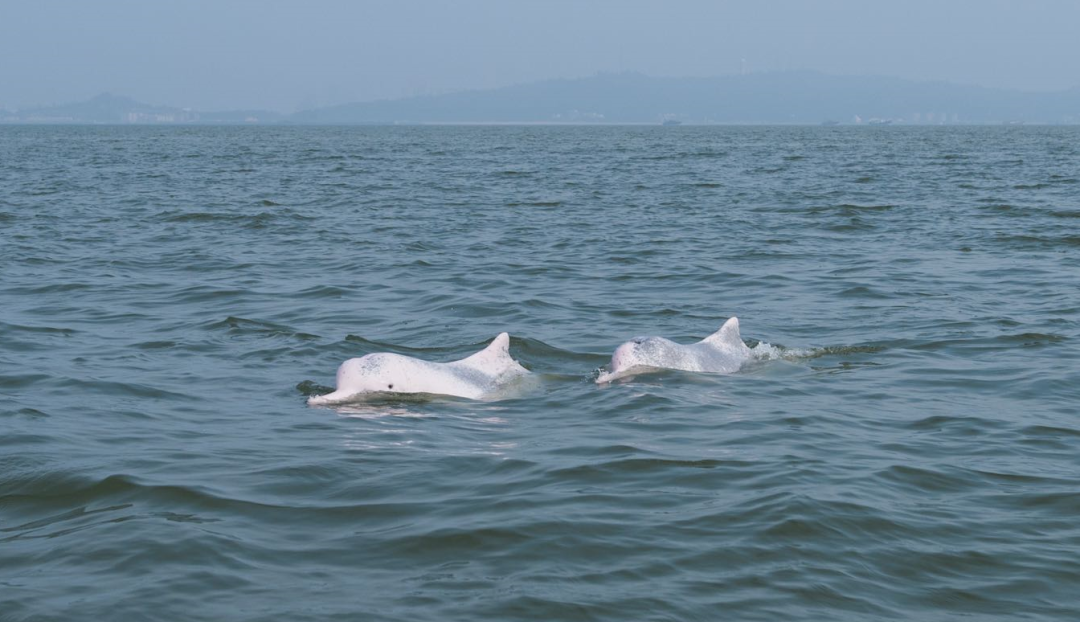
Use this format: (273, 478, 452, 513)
(703, 317, 743, 347)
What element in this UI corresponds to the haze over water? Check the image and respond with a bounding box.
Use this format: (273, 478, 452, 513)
(4, 0, 1080, 111)
(2, 125, 1079, 620)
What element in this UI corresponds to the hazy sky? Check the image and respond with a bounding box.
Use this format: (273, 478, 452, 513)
(2, 0, 1078, 112)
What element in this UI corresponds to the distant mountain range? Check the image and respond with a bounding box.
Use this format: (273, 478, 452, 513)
(5, 72, 1080, 125)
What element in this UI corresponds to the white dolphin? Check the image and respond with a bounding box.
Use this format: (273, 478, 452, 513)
(596, 317, 752, 383)
(308, 333, 530, 405)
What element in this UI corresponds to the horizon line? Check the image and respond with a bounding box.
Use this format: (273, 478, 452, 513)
(5, 69, 1079, 116)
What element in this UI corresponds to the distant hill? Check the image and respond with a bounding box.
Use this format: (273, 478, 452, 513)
(4, 72, 1080, 125)
(1, 93, 282, 124)
(290, 71, 1080, 125)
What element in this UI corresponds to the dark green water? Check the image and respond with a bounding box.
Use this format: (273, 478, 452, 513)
(2, 125, 1078, 621)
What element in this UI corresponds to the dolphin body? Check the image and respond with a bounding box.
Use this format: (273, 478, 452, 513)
(596, 317, 752, 383)
(308, 333, 529, 405)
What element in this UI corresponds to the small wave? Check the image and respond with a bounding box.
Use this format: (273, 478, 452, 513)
(159, 212, 237, 223)
(550, 457, 742, 482)
(326, 404, 436, 419)
(896, 333, 1066, 355)
(0, 373, 51, 389)
(809, 203, 895, 214)
(294, 285, 352, 299)
(838, 285, 890, 298)
(157, 209, 314, 226)
(0, 503, 139, 547)
(133, 340, 177, 350)
(904, 414, 1006, 432)
(995, 332, 1066, 347)
(1018, 424, 1080, 450)
(505, 201, 562, 207)
(876, 464, 976, 493)
(0, 321, 76, 336)
(5, 282, 93, 295)
(514, 338, 606, 371)
(0, 472, 254, 520)
(51, 377, 200, 401)
(826, 219, 874, 232)
(296, 380, 334, 397)
(306, 389, 464, 409)
(203, 316, 319, 340)
(751, 342, 884, 362)
(995, 234, 1080, 249)
(340, 334, 487, 358)
(6, 408, 50, 419)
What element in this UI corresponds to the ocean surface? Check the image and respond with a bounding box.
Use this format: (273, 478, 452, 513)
(2, 125, 1078, 621)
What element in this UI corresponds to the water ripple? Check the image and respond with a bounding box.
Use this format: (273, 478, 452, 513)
(1, 125, 1078, 621)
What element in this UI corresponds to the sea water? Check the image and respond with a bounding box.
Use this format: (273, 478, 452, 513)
(2, 125, 1078, 621)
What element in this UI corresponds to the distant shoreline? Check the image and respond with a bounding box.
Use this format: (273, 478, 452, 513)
(0, 121, 1071, 127)
(6, 71, 1079, 126)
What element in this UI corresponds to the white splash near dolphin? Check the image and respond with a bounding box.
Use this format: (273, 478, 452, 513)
(308, 333, 530, 405)
(596, 317, 752, 383)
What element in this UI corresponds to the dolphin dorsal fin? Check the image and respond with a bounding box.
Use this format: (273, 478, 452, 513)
(462, 333, 514, 368)
(703, 317, 742, 347)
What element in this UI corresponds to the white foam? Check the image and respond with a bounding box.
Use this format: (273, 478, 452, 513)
(751, 342, 818, 361)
